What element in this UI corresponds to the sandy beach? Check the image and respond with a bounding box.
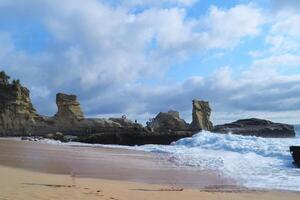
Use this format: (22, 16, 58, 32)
(0, 139, 230, 188)
(0, 139, 300, 200)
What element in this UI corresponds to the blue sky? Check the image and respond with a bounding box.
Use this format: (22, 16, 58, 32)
(1, 0, 300, 124)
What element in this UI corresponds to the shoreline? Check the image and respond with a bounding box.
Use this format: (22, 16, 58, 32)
(0, 138, 233, 189)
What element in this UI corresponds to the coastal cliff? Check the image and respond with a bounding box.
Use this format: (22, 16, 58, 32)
(0, 73, 45, 135)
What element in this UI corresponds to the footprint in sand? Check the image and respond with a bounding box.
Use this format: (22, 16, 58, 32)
(82, 187, 104, 197)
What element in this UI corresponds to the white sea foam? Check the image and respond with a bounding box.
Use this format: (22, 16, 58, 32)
(130, 131, 300, 191)
(35, 130, 300, 191)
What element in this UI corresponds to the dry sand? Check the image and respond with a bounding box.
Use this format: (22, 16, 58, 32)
(1, 165, 300, 200)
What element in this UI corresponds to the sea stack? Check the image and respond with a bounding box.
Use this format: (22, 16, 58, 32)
(54, 93, 85, 121)
(190, 100, 213, 131)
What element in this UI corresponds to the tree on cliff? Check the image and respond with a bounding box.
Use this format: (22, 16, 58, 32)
(0, 71, 10, 85)
(12, 79, 21, 86)
(0, 71, 10, 80)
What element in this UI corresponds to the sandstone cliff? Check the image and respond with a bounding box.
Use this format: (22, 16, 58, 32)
(0, 73, 42, 135)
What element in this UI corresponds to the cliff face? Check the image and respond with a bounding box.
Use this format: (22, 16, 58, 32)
(0, 77, 41, 135)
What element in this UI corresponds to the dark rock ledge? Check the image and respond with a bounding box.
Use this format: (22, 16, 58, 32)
(212, 118, 295, 138)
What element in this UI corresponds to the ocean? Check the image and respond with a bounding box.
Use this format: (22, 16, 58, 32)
(43, 127, 300, 191)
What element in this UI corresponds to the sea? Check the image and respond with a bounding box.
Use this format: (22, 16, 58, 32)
(42, 126, 300, 191)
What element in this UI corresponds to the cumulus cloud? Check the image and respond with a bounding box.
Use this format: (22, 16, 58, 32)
(198, 4, 265, 49)
(271, 14, 300, 37)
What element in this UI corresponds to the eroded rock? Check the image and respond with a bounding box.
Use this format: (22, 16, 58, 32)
(54, 93, 84, 121)
(147, 110, 189, 132)
(190, 100, 213, 131)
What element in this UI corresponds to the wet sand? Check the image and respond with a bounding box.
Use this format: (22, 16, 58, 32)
(0, 138, 231, 188)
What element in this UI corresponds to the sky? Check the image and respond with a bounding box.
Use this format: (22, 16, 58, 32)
(0, 0, 300, 125)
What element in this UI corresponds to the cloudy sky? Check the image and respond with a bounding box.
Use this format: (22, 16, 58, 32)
(0, 0, 300, 125)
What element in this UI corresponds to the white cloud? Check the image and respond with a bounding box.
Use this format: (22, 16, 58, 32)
(271, 14, 300, 37)
(252, 54, 300, 69)
(262, 11, 300, 55)
(198, 4, 265, 49)
(117, 0, 197, 7)
(265, 35, 297, 53)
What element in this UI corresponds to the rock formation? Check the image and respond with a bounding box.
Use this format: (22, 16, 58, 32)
(147, 110, 189, 132)
(0, 72, 214, 143)
(54, 93, 84, 121)
(0, 73, 42, 135)
(212, 118, 295, 138)
(2, 71, 295, 145)
(190, 100, 213, 131)
(109, 116, 142, 128)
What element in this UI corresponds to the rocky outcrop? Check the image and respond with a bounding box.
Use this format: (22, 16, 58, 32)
(54, 93, 84, 121)
(212, 118, 295, 138)
(109, 116, 142, 128)
(147, 110, 189, 132)
(0, 74, 43, 135)
(190, 100, 213, 131)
